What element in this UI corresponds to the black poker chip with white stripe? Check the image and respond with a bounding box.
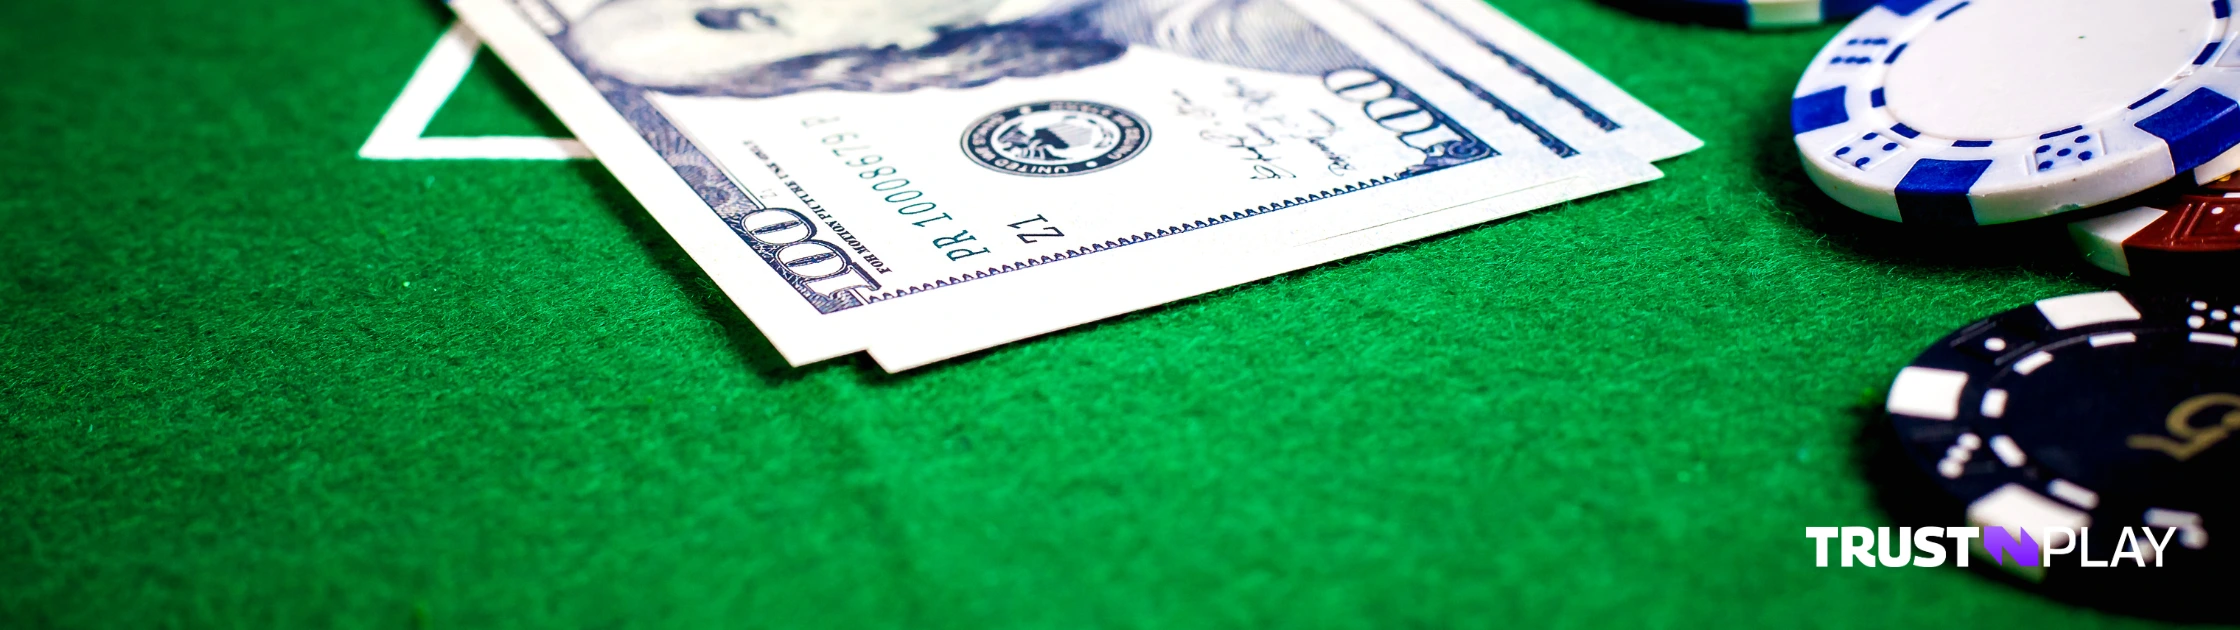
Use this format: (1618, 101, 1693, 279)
(1885, 291, 2240, 578)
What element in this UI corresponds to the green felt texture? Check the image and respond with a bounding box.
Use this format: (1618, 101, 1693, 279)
(0, 0, 2181, 628)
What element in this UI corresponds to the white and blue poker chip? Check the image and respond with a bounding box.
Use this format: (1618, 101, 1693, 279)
(1627, 0, 1879, 28)
(1793, 0, 2240, 226)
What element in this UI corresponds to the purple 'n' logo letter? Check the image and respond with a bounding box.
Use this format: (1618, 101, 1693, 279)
(1981, 527, 2040, 566)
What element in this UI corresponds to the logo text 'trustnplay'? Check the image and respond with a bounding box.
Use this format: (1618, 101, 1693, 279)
(1805, 526, 2176, 568)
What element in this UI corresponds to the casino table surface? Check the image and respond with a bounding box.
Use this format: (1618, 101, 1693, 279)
(0, 1, 2201, 628)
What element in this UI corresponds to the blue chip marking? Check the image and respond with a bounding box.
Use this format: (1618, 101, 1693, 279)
(1891, 123, 1921, 139)
(1827, 0, 1882, 16)
(1954, 140, 1993, 147)
(1792, 87, 1851, 135)
(2136, 88, 2240, 174)
(1895, 159, 1993, 226)
(1897, 158, 1992, 194)
(1880, 0, 1938, 16)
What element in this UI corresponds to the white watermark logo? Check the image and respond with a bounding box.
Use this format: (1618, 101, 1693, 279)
(1805, 526, 2178, 568)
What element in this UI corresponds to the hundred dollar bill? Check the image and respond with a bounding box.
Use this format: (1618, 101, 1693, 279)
(449, 0, 1684, 369)
(1402, 0, 1702, 162)
(855, 0, 1705, 368)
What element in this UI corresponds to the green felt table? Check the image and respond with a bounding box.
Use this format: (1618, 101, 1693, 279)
(1, 0, 2195, 628)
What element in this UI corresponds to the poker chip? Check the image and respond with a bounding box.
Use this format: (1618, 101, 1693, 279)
(1792, 0, 2240, 226)
(1617, 0, 1877, 28)
(2069, 194, 2240, 283)
(2204, 174, 2240, 194)
(1886, 291, 2239, 579)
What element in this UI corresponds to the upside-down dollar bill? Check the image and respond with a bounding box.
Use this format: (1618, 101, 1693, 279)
(448, 0, 1697, 370)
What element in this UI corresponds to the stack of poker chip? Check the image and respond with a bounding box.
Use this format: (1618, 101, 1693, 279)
(1790, 0, 2240, 285)
(1623, 2, 2240, 603)
(1774, 0, 2239, 615)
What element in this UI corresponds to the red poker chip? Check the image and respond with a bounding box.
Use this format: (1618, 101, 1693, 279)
(2070, 193, 2240, 285)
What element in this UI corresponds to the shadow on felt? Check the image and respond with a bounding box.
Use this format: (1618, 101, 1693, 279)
(1587, 0, 1757, 30)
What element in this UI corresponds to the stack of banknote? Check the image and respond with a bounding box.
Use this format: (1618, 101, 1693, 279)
(447, 0, 1701, 371)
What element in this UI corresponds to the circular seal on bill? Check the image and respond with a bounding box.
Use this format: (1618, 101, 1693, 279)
(962, 101, 1150, 177)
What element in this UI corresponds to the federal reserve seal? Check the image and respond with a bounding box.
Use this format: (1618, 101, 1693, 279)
(961, 101, 1150, 177)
